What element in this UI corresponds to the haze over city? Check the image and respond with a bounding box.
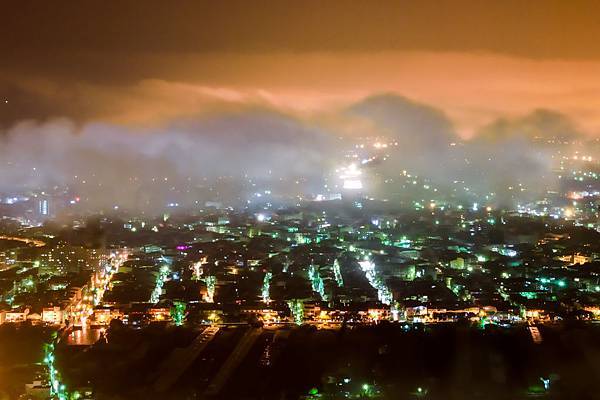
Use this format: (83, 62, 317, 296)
(3, 2, 600, 400)
(2, 1, 600, 213)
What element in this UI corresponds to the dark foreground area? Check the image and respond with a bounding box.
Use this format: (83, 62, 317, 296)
(4, 322, 600, 399)
(56, 322, 600, 399)
(0, 324, 53, 399)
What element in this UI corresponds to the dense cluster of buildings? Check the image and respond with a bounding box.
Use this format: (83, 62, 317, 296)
(2, 196, 600, 332)
(1, 138, 600, 398)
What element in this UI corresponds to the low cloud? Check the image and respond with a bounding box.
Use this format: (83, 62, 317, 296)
(0, 110, 338, 213)
(0, 93, 590, 213)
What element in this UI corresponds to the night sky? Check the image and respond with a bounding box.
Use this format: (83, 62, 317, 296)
(3, 1, 600, 136)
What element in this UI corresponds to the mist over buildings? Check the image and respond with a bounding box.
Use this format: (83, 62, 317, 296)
(2, 1, 600, 217)
(0, 94, 589, 214)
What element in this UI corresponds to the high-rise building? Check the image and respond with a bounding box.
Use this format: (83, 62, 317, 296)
(34, 196, 52, 220)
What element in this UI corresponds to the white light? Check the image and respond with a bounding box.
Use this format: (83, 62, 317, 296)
(358, 260, 375, 271)
(343, 179, 363, 190)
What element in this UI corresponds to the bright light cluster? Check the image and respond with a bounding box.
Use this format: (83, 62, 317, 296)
(358, 259, 393, 305)
(150, 265, 170, 303)
(204, 275, 216, 303)
(333, 259, 344, 287)
(287, 299, 304, 325)
(191, 257, 207, 281)
(170, 301, 186, 326)
(308, 264, 328, 301)
(44, 338, 70, 400)
(261, 272, 272, 304)
(339, 163, 363, 190)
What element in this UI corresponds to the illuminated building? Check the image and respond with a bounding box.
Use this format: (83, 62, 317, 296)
(4, 310, 28, 323)
(557, 252, 592, 265)
(341, 167, 362, 190)
(25, 380, 51, 398)
(93, 307, 122, 325)
(39, 244, 104, 276)
(367, 307, 390, 321)
(338, 163, 364, 201)
(37, 197, 50, 217)
(405, 305, 428, 321)
(42, 307, 64, 325)
(148, 307, 171, 321)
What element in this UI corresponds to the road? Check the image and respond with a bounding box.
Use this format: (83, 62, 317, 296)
(204, 327, 262, 397)
(0, 235, 46, 247)
(154, 325, 220, 393)
(66, 251, 127, 327)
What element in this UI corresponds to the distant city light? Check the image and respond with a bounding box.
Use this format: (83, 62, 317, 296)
(339, 163, 363, 190)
